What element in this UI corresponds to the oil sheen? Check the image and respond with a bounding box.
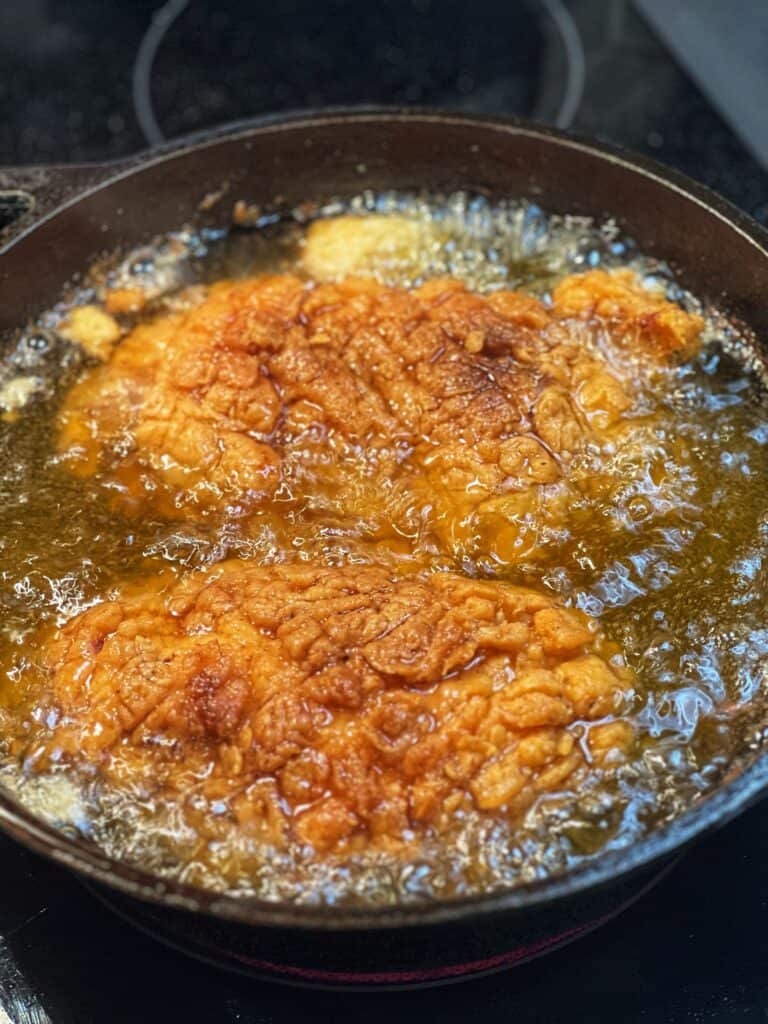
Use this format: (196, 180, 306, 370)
(0, 194, 767, 905)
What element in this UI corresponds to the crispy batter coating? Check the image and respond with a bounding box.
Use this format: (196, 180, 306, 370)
(57, 267, 703, 559)
(552, 268, 703, 360)
(23, 563, 632, 853)
(301, 214, 431, 280)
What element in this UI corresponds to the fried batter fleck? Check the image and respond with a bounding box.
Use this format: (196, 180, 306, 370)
(59, 305, 122, 361)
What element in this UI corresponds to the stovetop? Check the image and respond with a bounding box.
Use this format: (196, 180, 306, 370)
(0, 1, 767, 1020)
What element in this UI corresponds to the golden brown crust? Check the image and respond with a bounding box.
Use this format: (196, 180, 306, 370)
(57, 269, 703, 535)
(25, 562, 632, 853)
(552, 268, 704, 360)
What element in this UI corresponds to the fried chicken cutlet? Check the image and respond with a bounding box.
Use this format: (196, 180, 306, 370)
(57, 260, 703, 564)
(18, 562, 633, 853)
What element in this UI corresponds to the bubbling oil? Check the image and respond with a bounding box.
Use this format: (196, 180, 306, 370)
(1, 194, 767, 905)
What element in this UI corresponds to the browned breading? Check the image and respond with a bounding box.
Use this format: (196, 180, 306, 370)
(24, 562, 633, 853)
(57, 270, 703, 547)
(552, 268, 704, 360)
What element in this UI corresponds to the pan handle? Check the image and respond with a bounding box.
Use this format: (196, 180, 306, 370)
(0, 160, 136, 248)
(0, 115, 314, 247)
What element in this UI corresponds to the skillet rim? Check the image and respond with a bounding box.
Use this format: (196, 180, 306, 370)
(1, 106, 767, 932)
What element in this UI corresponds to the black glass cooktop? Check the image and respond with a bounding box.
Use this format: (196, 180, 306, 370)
(2, 0, 766, 217)
(0, 1, 767, 1021)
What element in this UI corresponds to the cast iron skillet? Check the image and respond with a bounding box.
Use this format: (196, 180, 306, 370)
(1, 109, 768, 988)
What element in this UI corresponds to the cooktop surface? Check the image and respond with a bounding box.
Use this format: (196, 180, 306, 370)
(0, 1, 766, 1021)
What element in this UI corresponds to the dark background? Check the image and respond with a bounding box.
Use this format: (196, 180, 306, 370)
(1, 801, 767, 1022)
(1, 0, 766, 219)
(0, 1, 767, 1021)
